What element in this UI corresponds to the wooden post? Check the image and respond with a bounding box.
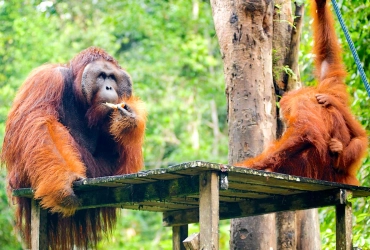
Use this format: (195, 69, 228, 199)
(336, 190, 353, 250)
(183, 233, 200, 250)
(199, 171, 219, 249)
(31, 199, 48, 250)
(173, 225, 188, 250)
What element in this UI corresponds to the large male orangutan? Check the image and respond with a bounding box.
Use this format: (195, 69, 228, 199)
(2, 47, 146, 249)
(236, 0, 367, 185)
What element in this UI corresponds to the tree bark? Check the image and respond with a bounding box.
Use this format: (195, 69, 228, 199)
(276, 211, 296, 250)
(272, 0, 294, 91)
(211, 0, 321, 249)
(285, 2, 303, 92)
(210, 0, 276, 249)
(273, 0, 303, 138)
(296, 209, 321, 250)
(273, 2, 298, 250)
(273, 2, 321, 249)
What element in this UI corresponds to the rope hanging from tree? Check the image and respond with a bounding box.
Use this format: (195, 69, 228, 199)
(331, 0, 370, 97)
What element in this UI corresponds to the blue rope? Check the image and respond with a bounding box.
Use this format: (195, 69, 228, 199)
(331, 0, 370, 97)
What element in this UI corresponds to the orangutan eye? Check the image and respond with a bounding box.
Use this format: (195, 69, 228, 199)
(99, 72, 107, 79)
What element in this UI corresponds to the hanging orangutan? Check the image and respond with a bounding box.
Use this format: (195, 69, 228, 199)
(2, 47, 146, 249)
(235, 0, 367, 185)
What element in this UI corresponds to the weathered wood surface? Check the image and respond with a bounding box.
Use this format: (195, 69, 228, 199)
(31, 200, 48, 250)
(13, 161, 370, 225)
(173, 225, 188, 250)
(199, 171, 219, 250)
(162, 188, 358, 226)
(183, 233, 200, 250)
(336, 190, 353, 250)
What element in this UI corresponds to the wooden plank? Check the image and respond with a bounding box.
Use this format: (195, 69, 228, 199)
(220, 188, 272, 199)
(12, 188, 33, 198)
(163, 188, 345, 226)
(183, 233, 200, 250)
(228, 181, 302, 195)
(187, 188, 285, 203)
(173, 225, 188, 250)
(73, 168, 187, 189)
(74, 172, 144, 188)
(336, 190, 353, 250)
(31, 200, 48, 250)
(199, 171, 219, 250)
(76, 175, 199, 210)
(169, 197, 199, 205)
(166, 161, 225, 176)
(219, 196, 251, 203)
(141, 201, 197, 209)
(118, 204, 178, 212)
(114, 200, 197, 213)
(227, 171, 334, 192)
(163, 209, 199, 227)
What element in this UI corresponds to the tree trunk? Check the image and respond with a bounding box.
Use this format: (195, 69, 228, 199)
(273, 0, 295, 139)
(276, 211, 296, 250)
(296, 209, 321, 250)
(272, 2, 321, 249)
(211, 0, 321, 249)
(210, 0, 276, 249)
(273, 1, 299, 250)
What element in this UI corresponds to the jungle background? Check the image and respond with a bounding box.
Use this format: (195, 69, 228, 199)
(0, 0, 369, 249)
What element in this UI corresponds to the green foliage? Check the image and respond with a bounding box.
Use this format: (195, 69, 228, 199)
(0, 0, 369, 249)
(0, 171, 22, 249)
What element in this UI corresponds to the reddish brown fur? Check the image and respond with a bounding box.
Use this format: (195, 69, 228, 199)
(236, 0, 367, 185)
(2, 47, 146, 249)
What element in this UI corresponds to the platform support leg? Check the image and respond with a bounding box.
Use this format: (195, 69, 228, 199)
(336, 190, 352, 250)
(31, 199, 48, 250)
(199, 171, 219, 250)
(173, 225, 188, 250)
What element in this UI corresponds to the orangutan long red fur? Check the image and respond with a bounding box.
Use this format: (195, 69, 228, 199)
(235, 0, 367, 185)
(2, 47, 146, 249)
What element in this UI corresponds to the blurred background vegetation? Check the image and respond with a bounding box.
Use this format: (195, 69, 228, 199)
(0, 0, 369, 249)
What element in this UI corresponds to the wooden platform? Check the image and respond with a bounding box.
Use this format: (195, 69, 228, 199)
(13, 161, 370, 250)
